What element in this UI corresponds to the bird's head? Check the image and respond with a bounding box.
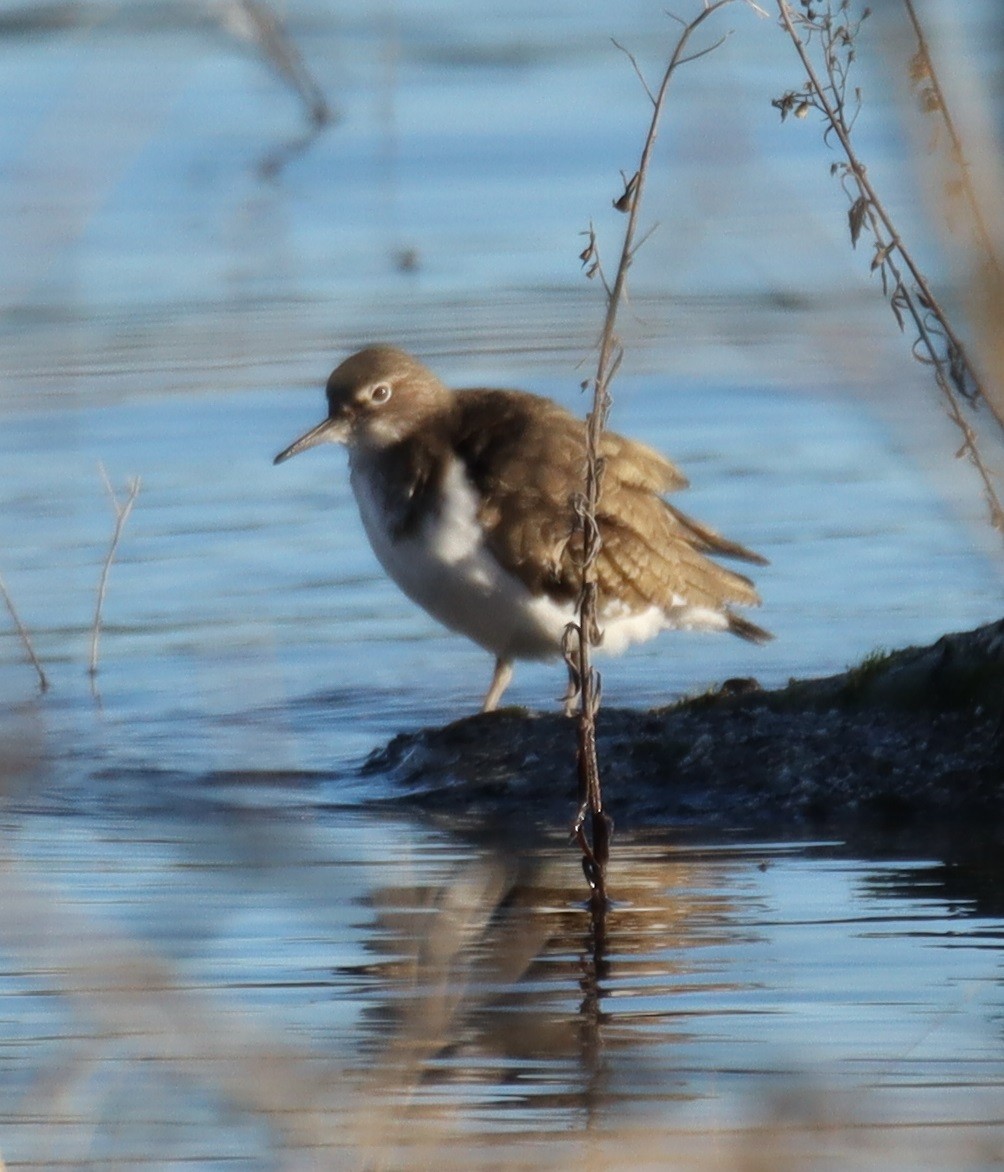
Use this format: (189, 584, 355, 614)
(274, 345, 450, 463)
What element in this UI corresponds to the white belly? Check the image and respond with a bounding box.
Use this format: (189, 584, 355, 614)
(349, 455, 725, 661)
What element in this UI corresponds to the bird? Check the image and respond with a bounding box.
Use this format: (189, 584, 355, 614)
(274, 345, 771, 712)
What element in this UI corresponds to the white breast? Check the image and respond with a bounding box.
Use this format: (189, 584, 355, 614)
(350, 454, 572, 660)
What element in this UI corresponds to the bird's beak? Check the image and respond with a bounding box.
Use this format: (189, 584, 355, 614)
(273, 416, 350, 465)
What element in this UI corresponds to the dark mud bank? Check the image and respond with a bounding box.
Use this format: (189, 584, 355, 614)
(366, 619, 1003, 836)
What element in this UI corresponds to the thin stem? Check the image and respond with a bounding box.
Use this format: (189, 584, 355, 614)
(901, 0, 1001, 273)
(225, 0, 333, 128)
(777, 0, 1002, 429)
(877, 239, 1004, 525)
(90, 466, 141, 679)
(775, 0, 1004, 531)
(0, 571, 49, 692)
(572, 0, 748, 895)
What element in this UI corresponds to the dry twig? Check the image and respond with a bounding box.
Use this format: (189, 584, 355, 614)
(773, 0, 1004, 532)
(570, 0, 754, 900)
(901, 0, 1001, 277)
(898, 0, 1004, 437)
(0, 571, 49, 692)
(89, 465, 141, 679)
(221, 0, 333, 130)
(218, 0, 336, 177)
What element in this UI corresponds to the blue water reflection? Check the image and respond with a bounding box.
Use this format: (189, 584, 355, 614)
(1, 0, 1003, 1166)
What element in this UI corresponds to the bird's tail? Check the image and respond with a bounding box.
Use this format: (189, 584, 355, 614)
(665, 503, 769, 566)
(727, 611, 774, 644)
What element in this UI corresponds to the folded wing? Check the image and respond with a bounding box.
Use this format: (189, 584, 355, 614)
(452, 389, 771, 642)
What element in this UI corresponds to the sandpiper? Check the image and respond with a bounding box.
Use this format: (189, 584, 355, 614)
(274, 345, 771, 710)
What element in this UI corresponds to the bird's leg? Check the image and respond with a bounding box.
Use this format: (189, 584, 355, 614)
(482, 656, 513, 712)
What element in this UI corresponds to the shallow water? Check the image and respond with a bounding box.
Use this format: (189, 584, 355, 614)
(2, 1, 1004, 1167)
(4, 813, 1004, 1169)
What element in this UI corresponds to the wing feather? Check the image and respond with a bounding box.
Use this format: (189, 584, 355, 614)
(451, 388, 769, 633)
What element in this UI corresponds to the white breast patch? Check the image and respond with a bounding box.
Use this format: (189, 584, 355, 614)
(350, 455, 569, 659)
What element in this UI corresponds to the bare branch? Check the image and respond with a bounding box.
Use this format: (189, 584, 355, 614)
(89, 466, 142, 679)
(569, 0, 745, 898)
(677, 29, 732, 66)
(901, 0, 1000, 271)
(612, 39, 657, 105)
(220, 0, 333, 130)
(774, 0, 1004, 532)
(0, 571, 48, 692)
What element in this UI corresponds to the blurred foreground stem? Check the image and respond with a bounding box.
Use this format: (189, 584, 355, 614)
(774, 0, 1004, 532)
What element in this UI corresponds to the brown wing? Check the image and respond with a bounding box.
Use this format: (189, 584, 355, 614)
(662, 502, 769, 566)
(451, 389, 582, 597)
(452, 388, 769, 634)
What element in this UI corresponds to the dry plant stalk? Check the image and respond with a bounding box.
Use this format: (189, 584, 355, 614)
(0, 571, 49, 692)
(899, 0, 1004, 438)
(569, 0, 755, 899)
(223, 0, 333, 129)
(901, 0, 999, 267)
(89, 465, 141, 679)
(773, 0, 1004, 532)
(220, 0, 336, 177)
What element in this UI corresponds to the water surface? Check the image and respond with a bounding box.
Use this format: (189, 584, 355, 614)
(1, 1, 1003, 1166)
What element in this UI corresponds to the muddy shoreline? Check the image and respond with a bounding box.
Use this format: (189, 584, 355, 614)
(366, 619, 1003, 841)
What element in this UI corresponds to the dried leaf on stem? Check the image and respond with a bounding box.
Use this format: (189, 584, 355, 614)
(774, 0, 1004, 532)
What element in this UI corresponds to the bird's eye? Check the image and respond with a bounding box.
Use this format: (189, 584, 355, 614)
(370, 383, 392, 404)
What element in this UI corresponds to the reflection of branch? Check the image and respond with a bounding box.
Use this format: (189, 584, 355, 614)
(89, 466, 141, 679)
(352, 852, 568, 1163)
(0, 571, 49, 692)
(571, 1, 752, 899)
(774, 0, 1004, 532)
